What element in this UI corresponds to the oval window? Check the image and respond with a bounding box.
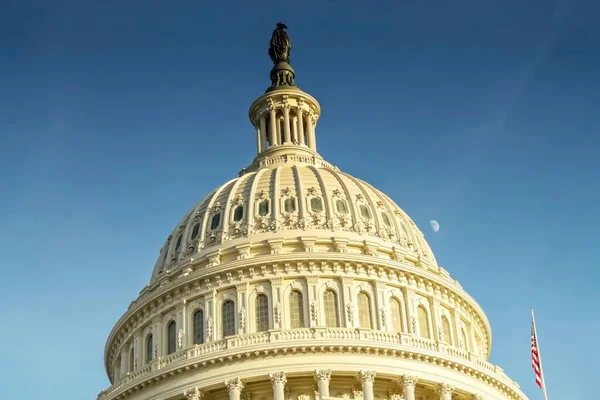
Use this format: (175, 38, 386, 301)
(310, 197, 323, 212)
(284, 197, 296, 213)
(175, 235, 183, 251)
(359, 204, 371, 219)
(258, 200, 269, 216)
(381, 212, 392, 227)
(191, 223, 200, 239)
(210, 214, 221, 230)
(233, 205, 244, 222)
(335, 199, 348, 214)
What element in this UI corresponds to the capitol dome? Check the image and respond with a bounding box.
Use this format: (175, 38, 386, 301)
(98, 24, 527, 400)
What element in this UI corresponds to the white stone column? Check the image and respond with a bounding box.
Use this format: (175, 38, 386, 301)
(359, 370, 376, 400)
(402, 375, 418, 400)
(269, 372, 287, 400)
(314, 369, 331, 398)
(269, 108, 277, 146)
(375, 280, 388, 331)
(307, 275, 319, 328)
(438, 383, 454, 400)
(256, 126, 262, 153)
(305, 112, 314, 149)
(271, 277, 284, 330)
(341, 277, 355, 328)
(260, 115, 268, 150)
(283, 103, 291, 144)
(297, 106, 305, 145)
(183, 387, 203, 400)
(236, 282, 249, 335)
(225, 378, 244, 400)
(307, 112, 317, 151)
(292, 115, 298, 143)
(203, 290, 216, 342)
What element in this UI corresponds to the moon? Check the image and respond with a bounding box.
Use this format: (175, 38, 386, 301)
(429, 220, 440, 233)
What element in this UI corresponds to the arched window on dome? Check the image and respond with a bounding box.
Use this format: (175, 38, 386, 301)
(357, 292, 373, 329)
(441, 316, 452, 344)
(167, 321, 177, 354)
(256, 294, 269, 332)
(381, 212, 392, 227)
(129, 347, 134, 372)
(222, 300, 236, 337)
(162, 246, 169, 264)
(114, 355, 121, 381)
(323, 290, 340, 327)
(284, 197, 296, 213)
(335, 199, 348, 214)
(390, 297, 404, 332)
(310, 197, 324, 212)
(258, 199, 270, 216)
(359, 204, 371, 220)
(417, 306, 431, 339)
(210, 213, 221, 230)
(174, 235, 183, 252)
(191, 223, 200, 240)
(193, 309, 204, 344)
(233, 205, 244, 222)
(146, 334, 153, 364)
(289, 291, 305, 329)
(460, 327, 468, 350)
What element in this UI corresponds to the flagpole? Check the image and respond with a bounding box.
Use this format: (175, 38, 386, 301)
(531, 307, 549, 400)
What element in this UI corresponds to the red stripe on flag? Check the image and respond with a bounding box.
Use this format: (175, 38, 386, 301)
(531, 324, 543, 388)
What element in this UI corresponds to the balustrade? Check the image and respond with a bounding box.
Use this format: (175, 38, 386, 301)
(99, 327, 520, 400)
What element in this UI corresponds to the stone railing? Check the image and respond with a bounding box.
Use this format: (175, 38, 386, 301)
(98, 328, 520, 400)
(239, 154, 339, 176)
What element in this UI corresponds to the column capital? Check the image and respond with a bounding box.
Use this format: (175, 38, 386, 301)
(402, 375, 418, 387)
(269, 371, 287, 385)
(183, 387, 203, 400)
(315, 369, 332, 383)
(437, 383, 454, 395)
(225, 378, 244, 392)
(358, 370, 376, 384)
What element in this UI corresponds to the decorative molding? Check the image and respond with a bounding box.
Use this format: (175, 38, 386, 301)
(177, 329, 184, 349)
(225, 378, 244, 391)
(183, 387, 203, 400)
(351, 385, 363, 399)
(314, 369, 331, 382)
(438, 383, 455, 395)
(358, 370, 376, 384)
(401, 375, 418, 388)
(269, 371, 287, 385)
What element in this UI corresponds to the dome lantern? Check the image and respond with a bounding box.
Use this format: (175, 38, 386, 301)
(243, 24, 323, 176)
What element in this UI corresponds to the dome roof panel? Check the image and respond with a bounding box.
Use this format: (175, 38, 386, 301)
(150, 164, 438, 283)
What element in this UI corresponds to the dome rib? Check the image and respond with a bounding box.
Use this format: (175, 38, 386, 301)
(341, 171, 383, 234)
(292, 164, 306, 219)
(246, 168, 268, 229)
(321, 166, 358, 224)
(307, 165, 333, 221)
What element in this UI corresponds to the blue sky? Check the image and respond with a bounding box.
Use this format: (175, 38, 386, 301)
(1, 0, 598, 398)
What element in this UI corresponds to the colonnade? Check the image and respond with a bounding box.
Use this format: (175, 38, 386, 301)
(254, 103, 318, 154)
(182, 371, 484, 400)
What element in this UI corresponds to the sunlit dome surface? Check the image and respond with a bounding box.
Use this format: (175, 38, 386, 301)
(98, 23, 527, 400)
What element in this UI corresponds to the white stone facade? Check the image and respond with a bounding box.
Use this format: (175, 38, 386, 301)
(97, 26, 527, 400)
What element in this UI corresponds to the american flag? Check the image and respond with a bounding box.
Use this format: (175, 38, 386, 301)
(531, 322, 543, 388)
